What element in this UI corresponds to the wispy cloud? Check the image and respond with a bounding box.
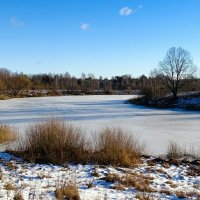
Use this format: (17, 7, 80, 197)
(10, 16, 25, 28)
(80, 23, 89, 31)
(119, 5, 143, 16)
(119, 7, 133, 16)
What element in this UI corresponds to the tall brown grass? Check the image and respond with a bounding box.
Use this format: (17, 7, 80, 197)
(0, 124, 17, 144)
(167, 141, 183, 160)
(55, 183, 80, 200)
(15, 119, 88, 164)
(92, 127, 145, 167)
(10, 119, 145, 166)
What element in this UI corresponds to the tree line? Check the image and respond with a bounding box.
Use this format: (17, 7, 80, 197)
(0, 47, 199, 98)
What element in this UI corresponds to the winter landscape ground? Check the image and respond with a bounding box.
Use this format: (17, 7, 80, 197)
(0, 95, 199, 199)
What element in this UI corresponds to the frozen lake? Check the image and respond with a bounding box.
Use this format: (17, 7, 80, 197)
(0, 95, 200, 154)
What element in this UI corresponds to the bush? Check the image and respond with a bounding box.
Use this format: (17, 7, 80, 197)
(55, 183, 80, 200)
(14, 119, 88, 164)
(10, 119, 145, 167)
(167, 141, 183, 160)
(92, 127, 145, 167)
(0, 124, 17, 144)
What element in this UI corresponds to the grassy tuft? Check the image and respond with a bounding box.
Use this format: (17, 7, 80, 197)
(0, 124, 17, 144)
(13, 192, 24, 200)
(55, 183, 80, 200)
(92, 127, 145, 167)
(14, 119, 88, 165)
(167, 141, 183, 160)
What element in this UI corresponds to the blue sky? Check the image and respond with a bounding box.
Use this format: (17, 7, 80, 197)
(0, 0, 200, 78)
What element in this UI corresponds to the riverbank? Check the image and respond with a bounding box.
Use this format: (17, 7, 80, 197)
(0, 151, 199, 200)
(128, 92, 200, 111)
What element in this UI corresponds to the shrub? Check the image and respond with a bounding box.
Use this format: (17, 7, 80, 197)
(13, 192, 24, 200)
(0, 124, 17, 144)
(14, 119, 88, 164)
(55, 183, 80, 200)
(167, 141, 183, 160)
(92, 127, 145, 167)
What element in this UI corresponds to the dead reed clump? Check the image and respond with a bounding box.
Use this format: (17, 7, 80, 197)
(135, 193, 154, 200)
(92, 127, 145, 167)
(176, 190, 187, 198)
(4, 181, 15, 190)
(13, 192, 24, 200)
(167, 141, 183, 161)
(14, 119, 88, 165)
(0, 124, 17, 144)
(55, 183, 80, 200)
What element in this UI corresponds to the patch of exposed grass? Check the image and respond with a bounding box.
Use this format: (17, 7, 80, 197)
(4, 181, 15, 190)
(176, 190, 187, 198)
(55, 183, 80, 200)
(0, 124, 17, 144)
(13, 192, 24, 200)
(135, 193, 154, 200)
(103, 172, 155, 193)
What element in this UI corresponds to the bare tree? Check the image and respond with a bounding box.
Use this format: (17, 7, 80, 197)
(158, 47, 197, 98)
(5, 75, 32, 96)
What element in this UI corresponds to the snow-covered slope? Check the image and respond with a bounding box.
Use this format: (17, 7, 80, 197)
(0, 152, 199, 200)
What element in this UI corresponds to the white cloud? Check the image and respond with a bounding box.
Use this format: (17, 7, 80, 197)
(119, 5, 143, 16)
(10, 16, 25, 28)
(119, 7, 133, 16)
(80, 23, 89, 31)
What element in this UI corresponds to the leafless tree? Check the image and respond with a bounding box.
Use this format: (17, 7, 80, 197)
(5, 75, 32, 96)
(158, 47, 197, 98)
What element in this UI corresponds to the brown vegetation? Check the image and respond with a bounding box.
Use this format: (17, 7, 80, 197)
(92, 127, 145, 167)
(10, 120, 144, 167)
(14, 119, 88, 164)
(0, 124, 17, 144)
(13, 192, 24, 200)
(55, 183, 80, 200)
(167, 141, 183, 160)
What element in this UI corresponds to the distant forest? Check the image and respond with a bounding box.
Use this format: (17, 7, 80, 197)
(0, 67, 199, 98)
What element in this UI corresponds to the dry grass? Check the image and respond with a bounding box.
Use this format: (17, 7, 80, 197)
(103, 172, 155, 193)
(92, 127, 145, 167)
(4, 181, 15, 190)
(9, 121, 145, 167)
(135, 193, 154, 200)
(91, 168, 100, 177)
(0, 124, 17, 144)
(13, 119, 88, 164)
(159, 188, 172, 195)
(176, 190, 187, 198)
(167, 141, 183, 161)
(55, 183, 80, 200)
(6, 161, 17, 170)
(13, 192, 24, 200)
(0, 94, 10, 100)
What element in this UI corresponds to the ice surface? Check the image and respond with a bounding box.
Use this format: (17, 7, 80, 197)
(0, 95, 199, 154)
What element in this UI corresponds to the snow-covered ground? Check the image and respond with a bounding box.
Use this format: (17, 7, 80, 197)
(0, 95, 200, 154)
(0, 152, 199, 200)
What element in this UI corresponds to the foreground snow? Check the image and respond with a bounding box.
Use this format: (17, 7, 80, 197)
(0, 95, 200, 154)
(0, 152, 199, 200)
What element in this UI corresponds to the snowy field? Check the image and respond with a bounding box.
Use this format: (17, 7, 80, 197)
(0, 152, 199, 200)
(0, 95, 200, 154)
